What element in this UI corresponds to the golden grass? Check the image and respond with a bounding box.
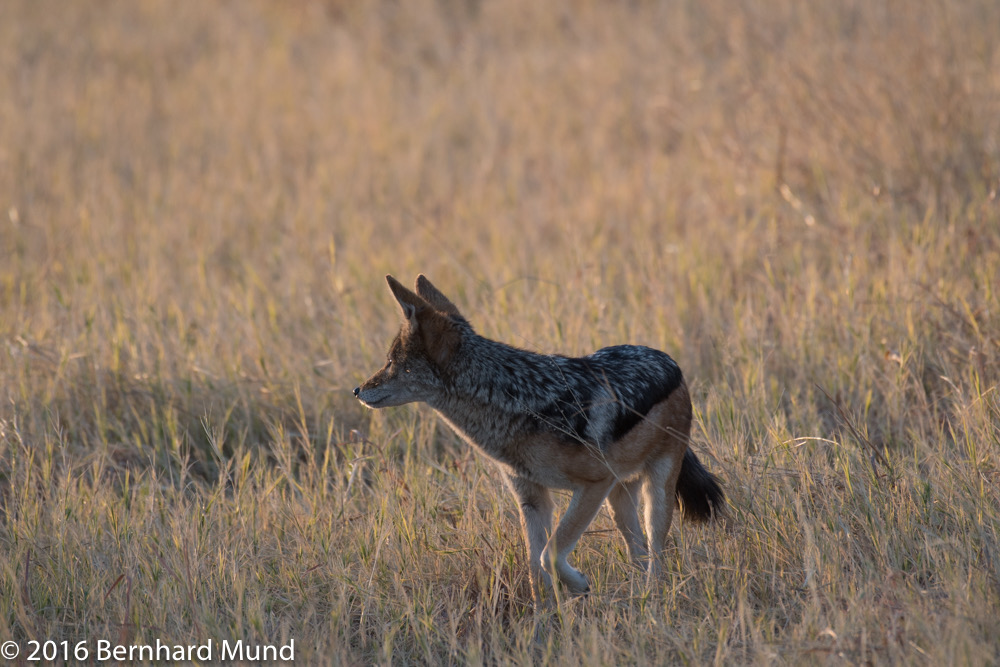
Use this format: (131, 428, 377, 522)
(1, 0, 998, 663)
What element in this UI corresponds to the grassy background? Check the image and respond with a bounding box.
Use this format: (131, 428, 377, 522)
(2, 0, 999, 663)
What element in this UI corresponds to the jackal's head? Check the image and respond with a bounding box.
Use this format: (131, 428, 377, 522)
(354, 275, 467, 408)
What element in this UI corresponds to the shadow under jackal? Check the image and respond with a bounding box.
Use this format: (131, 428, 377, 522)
(355, 275, 723, 602)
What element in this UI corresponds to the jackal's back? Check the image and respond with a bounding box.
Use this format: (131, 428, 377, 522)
(447, 339, 684, 449)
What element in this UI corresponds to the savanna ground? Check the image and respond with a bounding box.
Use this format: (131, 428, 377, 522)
(1, 0, 999, 664)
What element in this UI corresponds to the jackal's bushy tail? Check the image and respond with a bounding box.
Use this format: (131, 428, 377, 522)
(676, 449, 724, 521)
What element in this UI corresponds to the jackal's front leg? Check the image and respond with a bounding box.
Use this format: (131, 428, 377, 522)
(542, 480, 617, 595)
(505, 475, 554, 604)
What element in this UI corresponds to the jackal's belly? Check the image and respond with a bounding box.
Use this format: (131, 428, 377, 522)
(437, 412, 671, 490)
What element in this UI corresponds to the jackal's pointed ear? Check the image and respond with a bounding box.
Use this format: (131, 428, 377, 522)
(386, 274, 428, 324)
(414, 274, 465, 320)
(388, 275, 460, 366)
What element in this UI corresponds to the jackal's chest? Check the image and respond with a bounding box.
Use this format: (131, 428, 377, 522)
(434, 410, 590, 488)
(434, 408, 525, 454)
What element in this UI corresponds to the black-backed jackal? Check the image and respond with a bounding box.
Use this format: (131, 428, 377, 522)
(355, 275, 723, 603)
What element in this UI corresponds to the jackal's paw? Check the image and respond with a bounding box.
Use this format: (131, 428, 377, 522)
(541, 549, 591, 596)
(557, 566, 590, 596)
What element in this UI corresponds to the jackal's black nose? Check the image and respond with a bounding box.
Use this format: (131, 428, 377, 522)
(353, 387, 360, 397)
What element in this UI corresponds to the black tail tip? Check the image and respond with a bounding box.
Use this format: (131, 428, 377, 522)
(676, 449, 725, 522)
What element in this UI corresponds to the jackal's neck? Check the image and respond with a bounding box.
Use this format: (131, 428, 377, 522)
(426, 333, 544, 449)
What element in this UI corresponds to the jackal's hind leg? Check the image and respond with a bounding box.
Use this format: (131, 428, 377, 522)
(607, 478, 649, 569)
(642, 456, 680, 575)
(505, 475, 554, 603)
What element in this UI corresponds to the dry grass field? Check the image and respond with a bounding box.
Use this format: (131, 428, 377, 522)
(2, 0, 999, 664)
